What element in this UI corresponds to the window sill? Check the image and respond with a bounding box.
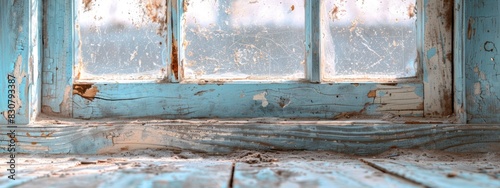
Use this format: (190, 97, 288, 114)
(3, 114, 499, 155)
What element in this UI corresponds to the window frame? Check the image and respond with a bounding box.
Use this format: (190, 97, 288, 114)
(2, 0, 488, 156)
(37, 0, 453, 120)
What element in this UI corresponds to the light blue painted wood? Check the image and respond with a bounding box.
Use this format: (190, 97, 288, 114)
(0, 0, 42, 124)
(364, 159, 500, 188)
(465, 0, 500, 123)
(72, 83, 423, 119)
(454, 0, 467, 123)
(305, 0, 320, 83)
(40, 0, 74, 117)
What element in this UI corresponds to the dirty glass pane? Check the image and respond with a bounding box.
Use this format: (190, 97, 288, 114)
(183, 0, 305, 80)
(78, 0, 168, 80)
(322, 0, 417, 79)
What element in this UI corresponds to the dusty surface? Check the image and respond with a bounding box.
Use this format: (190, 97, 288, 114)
(1, 149, 499, 187)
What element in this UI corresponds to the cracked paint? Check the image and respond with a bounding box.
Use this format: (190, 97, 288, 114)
(253, 92, 269, 108)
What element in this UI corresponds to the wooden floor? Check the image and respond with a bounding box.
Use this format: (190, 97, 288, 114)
(1, 149, 499, 188)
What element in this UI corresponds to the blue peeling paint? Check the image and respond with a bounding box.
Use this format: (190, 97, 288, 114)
(427, 48, 437, 59)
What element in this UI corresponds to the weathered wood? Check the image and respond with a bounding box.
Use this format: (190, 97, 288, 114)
(41, 0, 74, 117)
(362, 159, 500, 188)
(454, 0, 467, 123)
(0, 0, 42, 124)
(465, 0, 500, 123)
(305, 0, 321, 83)
(1, 154, 232, 188)
(423, 0, 454, 117)
(234, 160, 422, 188)
(2, 118, 500, 155)
(72, 83, 424, 119)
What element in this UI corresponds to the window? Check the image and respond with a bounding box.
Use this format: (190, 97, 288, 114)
(38, 0, 453, 120)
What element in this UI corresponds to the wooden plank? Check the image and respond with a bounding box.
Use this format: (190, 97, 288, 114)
(0, 0, 42, 124)
(72, 83, 423, 119)
(363, 159, 500, 188)
(2, 118, 500, 155)
(40, 0, 74, 117)
(454, 0, 467, 123)
(0, 154, 81, 187)
(305, 0, 320, 83)
(464, 0, 500, 123)
(422, 0, 454, 117)
(9, 157, 232, 188)
(233, 160, 422, 188)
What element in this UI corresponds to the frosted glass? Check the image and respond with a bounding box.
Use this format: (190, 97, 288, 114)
(78, 0, 168, 80)
(183, 0, 305, 80)
(322, 0, 418, 79)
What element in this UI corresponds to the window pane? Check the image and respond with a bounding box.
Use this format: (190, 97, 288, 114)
(183, 0, 305, 80)
(322, 0, 417, 79)
(77, 0, 168, 80)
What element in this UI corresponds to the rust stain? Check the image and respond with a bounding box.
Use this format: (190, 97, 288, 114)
(446, 52, 453, 62)
(83, 0, 93, 11)
(183, 0, 189, 12)
(73, 83, 99, 101)
(120, 146, 129, 151)
(467, 18, 475, 39)
(442, 90, 453, 116)
(442, 0, 454, 31)
(329, 5, 340, 21)
(417, 102, 424, 110)
(290, 5, 294, 11)
(380, 83, 397, 86)
(31, 142, 37, 145)
(407, 3, 416, 18)
(144, 0, 168, 36)
(41, 132, 55, 138)
(367, 90, 377, 98)
(171, 36, 179, 80)
(26, 132, 31, 137)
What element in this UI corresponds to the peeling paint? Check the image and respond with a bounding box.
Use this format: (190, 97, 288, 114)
(253, 92, 269, 107)
(474, 82, 481, 95)
(3, 56, 26, 121)
(73, 84, 99, 101)
(373, 85, 423, 115)
(367, 90, 377, 98)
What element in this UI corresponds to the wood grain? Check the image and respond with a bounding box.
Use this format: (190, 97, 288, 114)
(72, 83, 423, 119)
(363, 159, 500, 188)
(234, 160, 422, 188)
(0, 0, 41, 124)
(2, 118, 500, 155)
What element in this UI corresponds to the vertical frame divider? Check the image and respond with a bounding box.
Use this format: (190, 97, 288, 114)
(41, 0, 74, 117)
(454, 0, 466, 123)
(306, 0, 321, 83)
(169, 0, 184, 83)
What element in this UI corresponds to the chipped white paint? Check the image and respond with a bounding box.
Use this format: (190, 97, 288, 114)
(3, 56, 26, 121)
(374, 85, 423, 115)
(253, 91, 269, 107)
(423, 0, 454, 117)
(474, 82, 481, 95)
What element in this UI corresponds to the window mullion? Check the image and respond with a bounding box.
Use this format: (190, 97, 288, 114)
(306, 0, 321, 83)
(169, 0, 183, 83)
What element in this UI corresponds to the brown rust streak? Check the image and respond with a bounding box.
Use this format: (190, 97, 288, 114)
(144, 0, 168, 36)
(442, 0, 454, 31)
(367, 90, 377, 98)
(73, 83, 99, 101)
(171, 36, 179, 80)
(467, 18, 475, 40)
